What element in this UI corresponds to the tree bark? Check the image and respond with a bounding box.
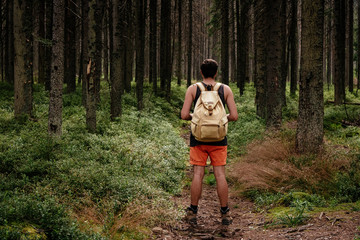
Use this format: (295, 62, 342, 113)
(86, 0, 98, 132)
(81, 0, 89, 106)
(5, 0, 14, 85)
(333, 0, 346, 104)
(347, 0, 354, 93)
(136, 0, 146, 110)
(38, 0, 46, 85)
(187, 0, 193, 87)
(254, 0, 267, 118)
(221, 0, 229, 85)
(124, 0, 134, 93)
(149, 0, 158, 94)
(110, 0, 124, 119)
(239, 0, 249, 95)
(14, 0, 33, 118)
(296, 0, 324, 154)
(265, 0, 285, 128)
(290, 0, 298, 96)
(177, 0, 182, 86)
(64, 0, 77, 93)
(45, 0, 53, 91)
(48, 0, 65, 137)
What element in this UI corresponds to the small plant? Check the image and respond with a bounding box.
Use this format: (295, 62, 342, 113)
(274, 200, 310, 227)
(204, 174, 216, 186)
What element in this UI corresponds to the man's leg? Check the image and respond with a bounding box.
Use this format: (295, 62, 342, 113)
(213, 165, 228, 207)
(191, 165, 205, 206)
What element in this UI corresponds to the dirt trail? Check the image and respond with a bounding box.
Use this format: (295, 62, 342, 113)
(152, 172, 360, 239)
(152, 128, 360, 239)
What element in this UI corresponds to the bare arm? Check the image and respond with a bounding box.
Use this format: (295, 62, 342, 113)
(224, 85, 238, 122)
(181, 85, 197, 120)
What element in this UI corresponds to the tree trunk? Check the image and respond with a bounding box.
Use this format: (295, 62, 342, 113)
(86, 0, 98, 132)
(239, 1, 249, 95)
(177, 0, 182, 86)
(124, 0, 134, 93)
(81, 0, 89, 106)
(358, 0, 360, 91)
(161, 0, 172, 101)
(14, 0, 33, 118)
(48, 0, 65, 136)
(187, 0, 193, 87)
(45, 0, 53, 91)
(5, 0, 14, 85)
(230, 0, 236, 83)
(149, 0, 158, 94)
(333, 0, 346, 104)
(290, 0, 298, 96)
(296, 0, 324, 154)
(265, 0, 285, 128)
(38, 0, 46, 85)
(94, 0, 103, 104)
(110, 0, 124, 119)
(255, 0, 267, 118)
(347, 0, 354, 93)
(64, 0, 77, 93)
(221, 0, 229, 85)
(136, 0, 146, 110)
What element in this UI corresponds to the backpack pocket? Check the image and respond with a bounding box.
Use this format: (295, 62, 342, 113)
(218, 116, 228, 139)
(191, 118, 200, 139)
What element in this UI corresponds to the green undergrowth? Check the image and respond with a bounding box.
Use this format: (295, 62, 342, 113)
(0, 81, 188, 239)
(238, 86, 360, 228)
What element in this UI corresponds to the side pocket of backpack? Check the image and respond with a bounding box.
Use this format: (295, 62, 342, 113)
(191, 117, 200, 139)
(219, 116, 228, 138)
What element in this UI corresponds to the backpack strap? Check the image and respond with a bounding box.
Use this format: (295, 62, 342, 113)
(213, 82, 222, 91)
(196, 82, 206, 92)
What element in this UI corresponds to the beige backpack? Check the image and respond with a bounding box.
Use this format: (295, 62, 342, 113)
(191, 82, 228, 142)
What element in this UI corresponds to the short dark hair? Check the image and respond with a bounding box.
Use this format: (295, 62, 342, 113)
(200, 59, 218, 78)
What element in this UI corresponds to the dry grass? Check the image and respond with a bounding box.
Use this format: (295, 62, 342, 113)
(109, 197, 182, 237)
(229, 131, 352, 194)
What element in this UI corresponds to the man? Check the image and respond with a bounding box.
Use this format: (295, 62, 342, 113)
(181, 59, 238, 225)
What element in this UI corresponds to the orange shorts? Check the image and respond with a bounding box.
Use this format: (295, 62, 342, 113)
(190, 145, 227, 166)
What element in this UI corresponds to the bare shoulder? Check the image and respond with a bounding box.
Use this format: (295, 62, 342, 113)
(221, 84, 234, 97)
(186, 84, 198, 98)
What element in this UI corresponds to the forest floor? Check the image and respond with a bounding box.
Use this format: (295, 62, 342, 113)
(150, 129, 360, 240)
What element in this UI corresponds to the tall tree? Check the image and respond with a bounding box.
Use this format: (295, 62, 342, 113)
(296, 0, 324, 154)
(265, 0, 285, 128)
(48, 0, 65, 136)
(358, 0, 360, 91)
(64, 0, 77, 92)
(347, 0, 354, 93)
(14, 0, 33, 118)
(38, 0, 46, 85)
(160, 0, 172, 101)
(45, 0, 53, 91)
(239, 0, 250, 95)
(136, 0, 146, 110)
(5, 0, 14, 85)
(110, 0, 124, 119)
(124, 0, 134, 93)
(254, 0, 267, 118)
(149, 0, 158, 93)
(176, 0, 182, 86)
(81, 0, 89, 106)
(221, 0, 229, 84)
(187, 0, 193, 87)
(86, 0, 99, 132)
(289, 0, 298, 96)
(333, 0, 346, 104)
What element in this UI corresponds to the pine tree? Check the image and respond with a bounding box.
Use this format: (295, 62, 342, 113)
(48, 0, 65, 136)
(296, 0, 324, 154)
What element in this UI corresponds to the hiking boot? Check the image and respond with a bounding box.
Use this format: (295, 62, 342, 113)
(220, 207, 232, 225)
(185, 207, 197, 225)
